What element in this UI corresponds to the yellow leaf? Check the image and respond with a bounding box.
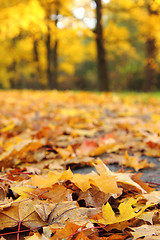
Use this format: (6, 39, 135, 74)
(94, 198, 154, 225)
(1, 123, 15, 133)
(72, 174, 91, 192)
(89, 174, 122, 194)
(30, 171, 61, 188)
(11, 186, 35, 202)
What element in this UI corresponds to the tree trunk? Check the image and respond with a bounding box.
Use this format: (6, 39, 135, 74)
(33, 40, 41, 89)
(94, 0, 109, 91)
(144, 4, 158, 91)
(46, 10, 58, 89)
(52, 39, 58, 89)
(144, 37, 157, 91)
(9, 61, 17, 88)
(51, 8, 59, 89)
(46, 20, 53, 89)
(9, 38, 18, 88)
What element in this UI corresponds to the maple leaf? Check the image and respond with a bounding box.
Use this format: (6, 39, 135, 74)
(55, 145, 74, 159)
(76, 138, 98, 156)
(35, 201, 93, 228)
(92, 197, 154, 225)
(11, 186, 35, 202)
(50, 220, 80, 239)
(78, 185, 111, 208)
(75, 230, 90, 240)
(28, 171, 62, 188)
(93, 159, 148, 193)
(89, 174, 122, 194)
(0, 199, 46, 239)
(122, 151, 155, 171)
(113, 172, 147, 193)
(34, 184, 73, 202)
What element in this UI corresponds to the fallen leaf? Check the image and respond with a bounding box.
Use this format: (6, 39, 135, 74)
(47, 201, 93, 228)
(75, 230, 90, 240)
(0, 199, 45, 230)
(130, 224, 160, 240)
(51, 220, 80, 239)
(137, 210, 157, 224)
(122, 152, 155, 171)
(93, 197, 154, 225)
(76, 139, 98, 156)
(25, 233, 42, 239)
(143, 191, 160, 204)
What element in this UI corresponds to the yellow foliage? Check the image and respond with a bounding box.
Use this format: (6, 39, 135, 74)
(94, 197, 154, 225)
(0, 0, 46, 39)
(104, 21, 138, 60)
(0, 0, 160, 87)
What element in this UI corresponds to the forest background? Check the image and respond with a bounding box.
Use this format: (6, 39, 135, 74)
(0, 0, 160, 91)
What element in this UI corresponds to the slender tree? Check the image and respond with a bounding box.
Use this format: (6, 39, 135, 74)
(52, 8, 59, 90)
(46, 7, 54, 89)
(144, 3, 158, 91)
(94, 0, 109, 91)
(33, 39, 41, 89)
(39, 0, 59, 89)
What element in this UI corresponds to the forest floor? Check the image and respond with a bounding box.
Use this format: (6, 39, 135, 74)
(0, 90, 160, 239)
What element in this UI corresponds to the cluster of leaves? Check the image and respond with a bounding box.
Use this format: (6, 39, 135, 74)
(0, 91, 160, 239)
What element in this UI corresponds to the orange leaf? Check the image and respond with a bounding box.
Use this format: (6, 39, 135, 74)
(76, 139, 98, 156)
(75, 230, 90, 240)
(51, 221, 80, 239)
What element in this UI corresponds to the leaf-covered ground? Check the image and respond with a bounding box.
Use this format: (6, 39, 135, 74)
(0, 90, 160, 240)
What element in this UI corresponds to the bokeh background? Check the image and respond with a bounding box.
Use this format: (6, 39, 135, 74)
(0, 0, 160, 91)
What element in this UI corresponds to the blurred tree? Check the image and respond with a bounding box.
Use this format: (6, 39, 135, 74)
(0, 0, 46, 88)
(38, 0, 60, 89)
(128, 0, 160, 90)
(0, 0, 160, 91)
(102, 0, 160, 91)
(33, 39, 41, 89)
(94, 0, 109, 91)
(37, 0, 95, 89)
(102, 0, 141, 90)
(142, 0, 159, 91)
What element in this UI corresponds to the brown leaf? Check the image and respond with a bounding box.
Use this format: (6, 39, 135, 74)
(130, 225, 160, 240)
(47, 201, 93, 228)
(0, 199, 45, 230)
(78, 185, 110, 208)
